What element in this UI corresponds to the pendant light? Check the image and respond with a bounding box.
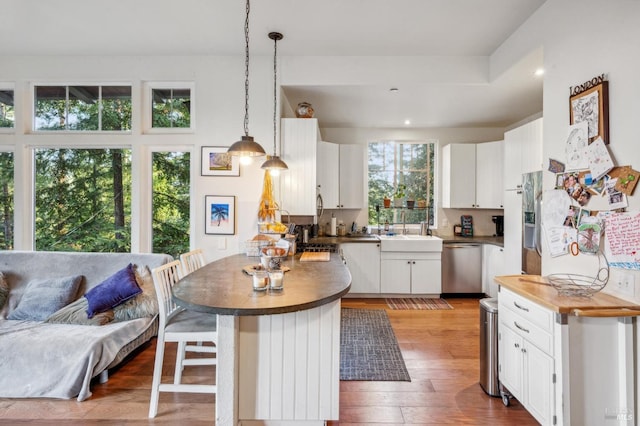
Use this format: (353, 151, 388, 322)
(261, 32, 288, 176)
(227, 0, 266, 158)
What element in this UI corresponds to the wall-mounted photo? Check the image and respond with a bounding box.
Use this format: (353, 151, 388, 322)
(205, 195, 235, 235)
(201, 146, 240, 176)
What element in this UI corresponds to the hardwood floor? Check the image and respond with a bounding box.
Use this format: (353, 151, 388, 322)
(0, 298, 538, 425)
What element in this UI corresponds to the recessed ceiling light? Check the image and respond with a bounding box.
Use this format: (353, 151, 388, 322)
(534, 68, 545, 76)
(390, 87, 399, 92)
(404, 119, 411, 126)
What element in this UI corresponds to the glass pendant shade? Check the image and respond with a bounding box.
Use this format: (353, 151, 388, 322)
(228, 135, 266, 157)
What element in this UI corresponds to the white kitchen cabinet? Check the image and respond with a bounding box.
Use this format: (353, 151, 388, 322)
(442, 143, 476, 208)
(340, 242, 381, 294)
(482, 244, 504, 298)
(503, 117, 543, 190)
(475, 140, 504, 208)
(316, 141, 365, 209)
(316, 141, 340, 209)
(442, 141, 503, 209)
(498, 288, 555, 426)
(380, 252, 441, 295)
(280, 118, 318, 215)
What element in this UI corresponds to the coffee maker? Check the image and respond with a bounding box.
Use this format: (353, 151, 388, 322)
(492, 215, 504, 237)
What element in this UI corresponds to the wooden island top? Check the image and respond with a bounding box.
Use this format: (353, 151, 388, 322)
(495, 274, 640, 317)
(173, 252, 351, 316)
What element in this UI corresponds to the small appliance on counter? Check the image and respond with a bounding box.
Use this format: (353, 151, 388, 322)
(460, 215, 473, 237)
(491, 215, 504, 237)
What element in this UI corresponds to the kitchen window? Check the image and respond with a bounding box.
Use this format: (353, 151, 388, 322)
(368, 140, 437, 227)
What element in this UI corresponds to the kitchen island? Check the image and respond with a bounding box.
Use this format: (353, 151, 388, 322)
(173, 253, 351, 426)
(496, 275, 640, 426)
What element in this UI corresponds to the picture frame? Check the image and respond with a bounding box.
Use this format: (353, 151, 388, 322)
(569, 81, 609, 144)
(201, 146, 240, 176)
(205, 195, 235, 235)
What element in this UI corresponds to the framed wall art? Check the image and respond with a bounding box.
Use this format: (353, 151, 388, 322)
(569, 78, 609, 144)
(201, 146, 240, 176)
(205, 195, 235, 235)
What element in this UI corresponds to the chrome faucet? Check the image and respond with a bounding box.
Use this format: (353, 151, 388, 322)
(401, 210, 407, 234)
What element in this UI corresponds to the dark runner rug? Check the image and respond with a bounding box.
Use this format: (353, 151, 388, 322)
(386, 297, 453, 310)
(340, 308, 411, 381)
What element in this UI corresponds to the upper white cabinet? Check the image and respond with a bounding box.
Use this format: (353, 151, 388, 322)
(280, 118, 318, 215)
(475, 141, 504, 209)
(317, 141, 365, 209)
(504, 117, 543, 190)
(442, 141, 504, 209)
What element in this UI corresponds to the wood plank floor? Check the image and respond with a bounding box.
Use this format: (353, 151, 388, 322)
(0, 298, 538, 425)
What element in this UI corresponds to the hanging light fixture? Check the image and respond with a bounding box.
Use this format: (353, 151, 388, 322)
(261, 31, 288, 176)
(227, 0, 266, 158)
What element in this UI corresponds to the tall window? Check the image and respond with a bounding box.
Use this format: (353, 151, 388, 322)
(34, 85, 132, 131)
(34, 148, 132, 252)
(368, 141, 436, 227)
(0, 151, 13, 249)
(152, 151, 190, 258)
(0, 88, 15, 129)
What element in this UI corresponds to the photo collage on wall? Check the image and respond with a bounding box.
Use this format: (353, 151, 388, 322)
(543, 75, 640, 264)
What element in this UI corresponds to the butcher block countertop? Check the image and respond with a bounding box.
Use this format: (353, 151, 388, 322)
(496, 275, 640, 317)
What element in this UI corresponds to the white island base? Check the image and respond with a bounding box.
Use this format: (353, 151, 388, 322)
(216, 300, 341, 426)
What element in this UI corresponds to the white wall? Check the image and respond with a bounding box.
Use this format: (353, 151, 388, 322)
(497, 0, 640, 301)
(0, 55, 275, 261)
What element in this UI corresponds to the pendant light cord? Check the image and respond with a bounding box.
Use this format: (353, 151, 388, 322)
(244, 0, 250, 137)
(272, 34, 278, 155)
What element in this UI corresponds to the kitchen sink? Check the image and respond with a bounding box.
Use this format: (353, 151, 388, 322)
(378, 234, 443, 252)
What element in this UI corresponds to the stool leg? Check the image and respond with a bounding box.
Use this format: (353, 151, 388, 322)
(174, 341, 187, 384)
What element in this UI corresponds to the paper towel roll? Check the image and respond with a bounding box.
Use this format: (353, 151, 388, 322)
(329, 217, 337, 236)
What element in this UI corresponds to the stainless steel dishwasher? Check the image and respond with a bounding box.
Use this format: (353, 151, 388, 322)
(441, 243, 482, 294)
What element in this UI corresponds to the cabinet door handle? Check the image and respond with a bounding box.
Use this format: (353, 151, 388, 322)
(522, 348, 527, 354)
(513, 301, 529, 312)
(514, 343, 520, 348)
(514, 321, 530, 334)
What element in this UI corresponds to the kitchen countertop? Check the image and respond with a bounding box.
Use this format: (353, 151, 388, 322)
(496, 274, 640, 316)
(172, 253, 351, 316)
(309, 234, 503, 246)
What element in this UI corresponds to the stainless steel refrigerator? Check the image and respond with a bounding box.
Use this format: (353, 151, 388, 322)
(521, 170, 542, 275)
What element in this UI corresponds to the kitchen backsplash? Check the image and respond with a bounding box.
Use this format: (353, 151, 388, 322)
(290, 207, 504, 237)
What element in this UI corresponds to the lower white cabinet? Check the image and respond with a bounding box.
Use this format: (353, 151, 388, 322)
(498, 288, 555, 426)
(340, 242, 380, 294)
(380, 252, 441, 295)
(482, 244, 504, 298)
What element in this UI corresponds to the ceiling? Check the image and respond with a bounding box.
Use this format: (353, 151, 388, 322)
(0, 0, 546, 129)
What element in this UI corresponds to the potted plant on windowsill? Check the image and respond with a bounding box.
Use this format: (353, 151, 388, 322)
(393, 184, 406, 207)
(383, 196, 391, 208)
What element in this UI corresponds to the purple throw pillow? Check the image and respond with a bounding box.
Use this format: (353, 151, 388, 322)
(85, 264, 142, 318)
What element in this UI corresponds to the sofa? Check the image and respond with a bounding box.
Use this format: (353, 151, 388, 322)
(0, 250, 173, 401)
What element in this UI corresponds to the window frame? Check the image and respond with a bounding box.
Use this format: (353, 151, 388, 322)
(30, 82, 133, 134)
(0, 83, 15, 133)
(367, 139, 439, 230)
(143, 82, 195, 134)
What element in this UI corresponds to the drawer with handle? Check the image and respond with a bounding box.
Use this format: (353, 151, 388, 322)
(500, 303, 553, 355)
(499, 287, 553, 333)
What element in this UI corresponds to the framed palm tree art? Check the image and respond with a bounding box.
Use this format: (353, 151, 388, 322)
(205, 195, 235, 235)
